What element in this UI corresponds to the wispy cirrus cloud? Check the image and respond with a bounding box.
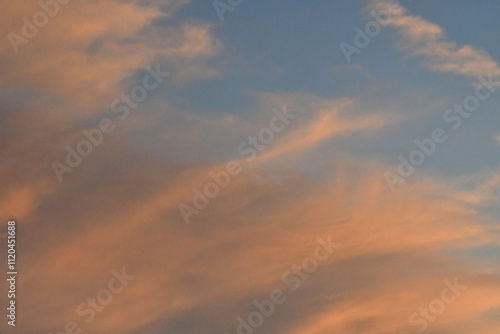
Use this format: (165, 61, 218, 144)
(1, 0, 220, 110)
(3, 1, 500, 334)
(14, 150, 500, 333)
(369, 0, 500, 79)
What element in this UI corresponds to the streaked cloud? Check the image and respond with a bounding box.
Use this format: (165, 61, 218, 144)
(1, 0, 219, 110)
(2, 1, 500, 334)
(369, 0, 500, 79)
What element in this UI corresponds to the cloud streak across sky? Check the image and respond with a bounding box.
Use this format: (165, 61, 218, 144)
(1, 0, 500, 333)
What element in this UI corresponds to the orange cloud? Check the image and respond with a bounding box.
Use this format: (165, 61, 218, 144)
(369, 0, 500, 79)
(1, 0, 219, 111)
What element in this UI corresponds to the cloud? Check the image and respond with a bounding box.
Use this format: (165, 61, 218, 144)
(5, 123, 498, 333)
(0, 0, 219, 110)
(255, 98, 394, 163)
(2, 2, 499, 333)
(369, 0, 500, 79)
(2, 81, 497, 333)
(132, 91, 399, 166)
(494, 133, 500, 144)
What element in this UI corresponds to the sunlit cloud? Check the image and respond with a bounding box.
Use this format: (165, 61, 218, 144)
(369, 0, 500, 79)
(2, 1, 500, 334)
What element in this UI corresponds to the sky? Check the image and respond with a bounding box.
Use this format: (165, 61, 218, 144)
(1, 0, 500, 333)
